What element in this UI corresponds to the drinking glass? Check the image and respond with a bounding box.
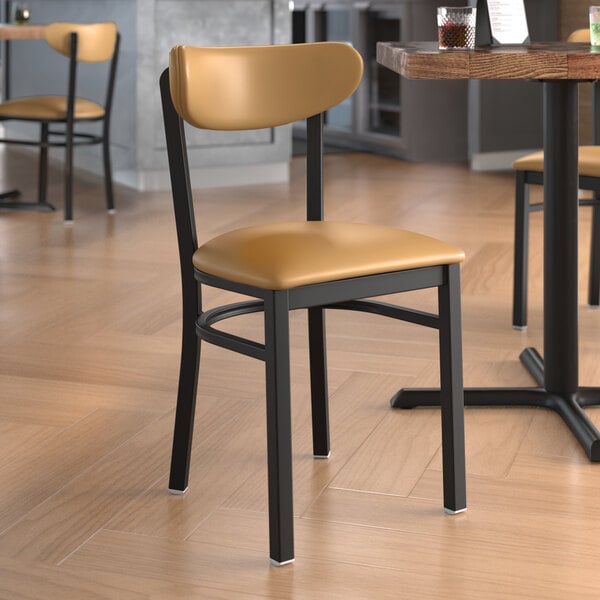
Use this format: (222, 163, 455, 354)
(591, 6, 600, 46)
(437, 6, 476, 50)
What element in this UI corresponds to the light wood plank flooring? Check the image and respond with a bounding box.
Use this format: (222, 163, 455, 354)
(1, 148, 600, 598)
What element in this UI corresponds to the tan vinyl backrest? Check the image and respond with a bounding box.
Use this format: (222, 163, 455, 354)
(568, 29, 590, 42)
(44, 22, 117, 63)
(169, 42, 364, 130)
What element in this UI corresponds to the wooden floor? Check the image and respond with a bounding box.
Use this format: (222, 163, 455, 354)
(1, 148, 600, 599)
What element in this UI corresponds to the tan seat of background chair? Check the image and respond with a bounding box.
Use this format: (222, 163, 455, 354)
(160, 41, 467, 566)
(0, 96, 105, 120)
(512, 28, 600, 328)
(0, 22, 119, 222)
(513, 146, 600, 177)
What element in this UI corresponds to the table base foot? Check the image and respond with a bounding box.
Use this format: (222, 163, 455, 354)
(391, 347, 600, 462)
(519, 347, 544, 386)
(0, 189, 55, 212)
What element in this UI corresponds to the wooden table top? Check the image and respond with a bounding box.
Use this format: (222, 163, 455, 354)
(377, 41, 600, 81)
(0, 24, 45, 40)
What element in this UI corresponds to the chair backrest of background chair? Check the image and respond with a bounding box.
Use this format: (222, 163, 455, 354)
(567, 28, 590, 42)
(45, 22, 117, 63)
(168, 42, 363, 131)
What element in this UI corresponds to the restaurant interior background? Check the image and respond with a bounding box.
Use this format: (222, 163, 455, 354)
(0, 1, 599, 598)
(1, 0, 594, 188)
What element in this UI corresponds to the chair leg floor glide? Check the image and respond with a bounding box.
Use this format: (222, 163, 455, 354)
(270, 558, 295, 567)
(445, 507, 468, 515)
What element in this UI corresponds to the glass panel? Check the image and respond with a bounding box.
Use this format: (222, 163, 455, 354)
(324, 9, 353, 131)
(326, 8, 351, 42)
(366, 10, 400, 137)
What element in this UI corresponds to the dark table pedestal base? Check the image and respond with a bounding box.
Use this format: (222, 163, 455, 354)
(374, 47, 600, 468)
(391, 346, 600, 462)
(0, 189, 55, 212)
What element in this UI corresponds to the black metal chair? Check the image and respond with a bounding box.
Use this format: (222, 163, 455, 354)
(512, 28, 600, 328)
(160, 42, 467, 566)
(0, 22, 120, 222)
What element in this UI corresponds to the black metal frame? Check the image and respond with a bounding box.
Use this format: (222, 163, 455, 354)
(0, 29, 120, 221)
(396, 80, 600, 463)
(513, 80, 600, 328)
(160, 67, 466, 565)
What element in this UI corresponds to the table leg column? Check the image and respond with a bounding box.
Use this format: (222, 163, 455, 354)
(542, 80, 579, 397)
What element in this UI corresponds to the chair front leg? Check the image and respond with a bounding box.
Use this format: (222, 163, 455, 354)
(64, 120, 74, 223)
(588, 195, 600, 306)
(264, 290, 294, 565)
(169, 280, 201, 493)
(513, 171, 530, 328)
(438, 263, 466, 514)
(308, 307, 330, 458)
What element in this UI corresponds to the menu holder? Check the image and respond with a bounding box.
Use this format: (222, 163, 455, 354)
(475, 0, 530, 46)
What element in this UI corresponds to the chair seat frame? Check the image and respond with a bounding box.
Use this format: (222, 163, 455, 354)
(160, 67, 466, 565)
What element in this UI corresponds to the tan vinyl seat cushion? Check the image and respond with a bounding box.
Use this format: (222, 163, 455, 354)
(513, 146, 600, 178)
(193, 221, 465, 290)
(0, 96, 104, 120)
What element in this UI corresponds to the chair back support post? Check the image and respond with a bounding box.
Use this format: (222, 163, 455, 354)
(160, 68, 200, 314)
(103, 32, 120, 131)
(306, 112, 324, 221)
(65, 33, 78, 124)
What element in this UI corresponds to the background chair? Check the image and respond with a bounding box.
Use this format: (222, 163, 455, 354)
(0, 22, 120, 222)
(512, 28, 600, 328)
(160, 42, 467, 566)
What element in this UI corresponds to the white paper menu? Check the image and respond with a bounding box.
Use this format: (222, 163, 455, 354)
(487, 0, 530, 44)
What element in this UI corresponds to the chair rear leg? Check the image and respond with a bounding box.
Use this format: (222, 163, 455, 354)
(64, 122, 74, 223)
(103, 128, 115, 213)
(308, 307, 330, 458)
(588, 195, 600, 306)
(513, 171, 530, 328)
(438, 263, 466, 514)
(169, 282, 202, 493)
(37, 122, 49, 206)
(264, 290, 294, 566)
